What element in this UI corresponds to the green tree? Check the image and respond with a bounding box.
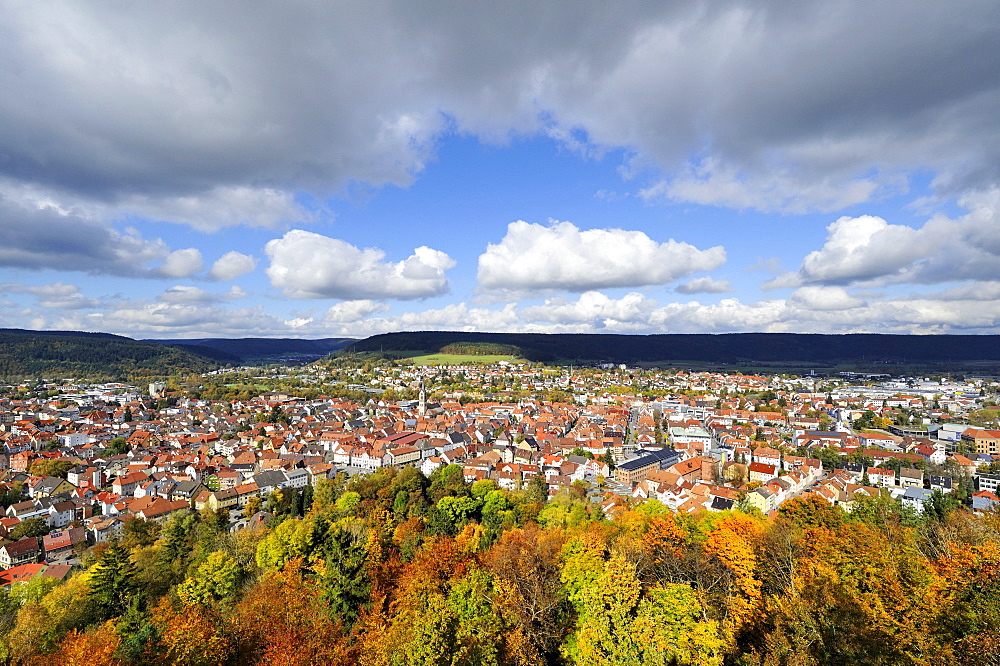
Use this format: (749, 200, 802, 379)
(88, 541, 139, 621)
(176, 550, 242, 605)
(106, 437, 129, 455)
(9, 517, 48, 540)
(315, 523, 369, 626)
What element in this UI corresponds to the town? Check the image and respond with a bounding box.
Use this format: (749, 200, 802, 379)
(2, 357, 999, 588)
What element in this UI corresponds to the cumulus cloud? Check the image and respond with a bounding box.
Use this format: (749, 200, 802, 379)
(521, 291, 656, 327)
(324, 300, 390, 323)
(226, 285, 249, 299)
(771, 198, 1000, 288)
(265, 229, 455, 299)
(209, 251, 257, 281)
(477, 220, 725, 292)
(154, 248, 204, 279)
(790, 286, 865, 311)
(675, 277, 733, 294)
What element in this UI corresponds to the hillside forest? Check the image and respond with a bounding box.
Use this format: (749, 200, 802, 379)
(3, 465, 999, 666)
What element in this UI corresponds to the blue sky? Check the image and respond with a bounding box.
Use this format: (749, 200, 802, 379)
(1, 1, 999, 339)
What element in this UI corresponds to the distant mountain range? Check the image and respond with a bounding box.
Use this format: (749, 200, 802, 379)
(0, 329, 357, 380)
(144, 337, 356, 363)
(0, 328, 223, 380)
(4, 328, 1000, 380)
(342, 331, 1000, 371)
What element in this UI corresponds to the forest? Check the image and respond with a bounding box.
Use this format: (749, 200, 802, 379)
(3, 465, 999, 666)
(343, 331, 1000, 370)
(0, 329, 225, 381)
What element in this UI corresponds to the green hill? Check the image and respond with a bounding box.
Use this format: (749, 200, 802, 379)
(0, 329, 226, 380)
(144, 337, 355, 363)
(339, 331, 1000, 371)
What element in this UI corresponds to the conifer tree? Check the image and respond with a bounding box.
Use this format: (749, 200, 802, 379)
(88, 541, 139, 621)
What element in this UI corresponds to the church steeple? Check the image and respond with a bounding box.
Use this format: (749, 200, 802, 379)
(418, 380, 427, 417)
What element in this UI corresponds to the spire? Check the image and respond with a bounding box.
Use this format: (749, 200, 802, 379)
(418, 380, 427, 417)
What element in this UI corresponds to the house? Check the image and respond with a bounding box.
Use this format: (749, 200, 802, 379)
(232, 482, 260, 506)
(961, 429, 1000, 456)
(112, 471, 148, 497)
(748, 462, 778, 484)
(421, 456, 444, 478)
(744, 486, 776, 514)
(283, 468, 310, 489)
(47, 500, 76, 529)
(898, 468, 923, 488)
(928, 475, 954, 493)
(867, 467, 896, 487)
(858, 432, 898, 449)
(751, 447, 782, 467)
(351, 448, 383, 471)
(6, 500, 47, 522)
(29, 476, 75, 498)
(88, 517, 124, 543)
(252, 470, 288, 494)
(198, 488, 238, 512)
(42, 527, 86, 560)
(901, 487, 935, 514)
(976, 473, 1000, 494)
(0, 537, 40, 569)
(383, 446, 421, 467)
(0, 562, 69, 590)
(172, 480, 208, 504)
(134, 498, 191, 523)
(972, 491, 1000, 514)
(614, 449, 680, 485)
(912, 443, 946, 466)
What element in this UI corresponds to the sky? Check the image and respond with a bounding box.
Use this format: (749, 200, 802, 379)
(1, 1, 1000, 340)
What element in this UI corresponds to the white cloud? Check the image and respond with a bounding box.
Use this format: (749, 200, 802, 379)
(796, 215, 927, 284)
(520, 291, 656, 327)
(477, 220, 725, 292)
(155, 248, 204, 278)
(324, 300, 390, 323)
(11, 280, 1000, 339)
(226, 285, 249, 299)
(641, 158, 899, 214)
(675, 277, 733, 294)
(264, 229, 455, 299)
(790, 286, 865, 311)
(772, 196, 1000, 289)
(119, 186, 312, 232)
(158, 286, 216, 304)
(933, 281, 1000, 302)
(647, 298, 792, 333)
(209, 251, 257, 281)
(0, 282, 100, 309)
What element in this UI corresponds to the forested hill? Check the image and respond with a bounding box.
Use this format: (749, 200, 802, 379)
(342, 331, 1000, 369)
(145, 337, 355, 363)
(0, 329, 226, 380)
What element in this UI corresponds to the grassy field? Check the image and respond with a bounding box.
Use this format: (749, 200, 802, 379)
(407, 353, 524, 365)
(362, 349, 525, 365)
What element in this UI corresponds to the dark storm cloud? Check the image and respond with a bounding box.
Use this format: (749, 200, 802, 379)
(0, 1, 998, 216)
(0, 195, 171, 276)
